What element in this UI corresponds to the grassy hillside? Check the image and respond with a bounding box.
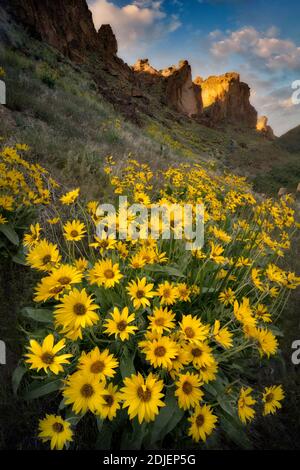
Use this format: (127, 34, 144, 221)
(1, 6, 300, 199)
(278, 125, 300, 153)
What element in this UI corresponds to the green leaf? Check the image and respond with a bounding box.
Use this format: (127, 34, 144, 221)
(217, 395, 236, 417)
(268, 325, 284, 337)
(12, 252, 27, 265)
(120, 347, 135, 379)
(96, 417, 104, 432)
(0, 224, 19, 246)
(12, 365, 27, 396)
(65, 408, 84, 426)
(201, 287, 216, 294)
(95, 421, 113, 450)
(144, 264, 185, 278)
(204, 378, 227, 398)
(148, 389, 184, 445)
(204, 382, 219, 397)
(24, 379, 62, 400)
(58, 398, 68, 410)
(21, 307, 53, 324)
(121, 420, 148, 450)
(220, 411, 252, 449)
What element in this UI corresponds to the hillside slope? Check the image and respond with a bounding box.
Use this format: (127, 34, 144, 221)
(277, 125, 300, 153)
(1, 4, 299, 198)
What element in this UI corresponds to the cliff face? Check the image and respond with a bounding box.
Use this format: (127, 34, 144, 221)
(133, 59, 202, 117)
(198, 72, 258, 128)
(163, 61, 203, 117)
(5, 0, 135, 110)
(4, 0, 264, 129)
(7, 0, 100, 62)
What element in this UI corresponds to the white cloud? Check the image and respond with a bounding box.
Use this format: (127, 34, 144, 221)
(89, 0, 181, 59)
(210, 26, 300, 71)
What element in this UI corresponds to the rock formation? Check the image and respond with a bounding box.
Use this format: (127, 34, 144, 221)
(3, 0, 268, 129)
(97, 24, 118, 58)
(6, 0, 100, 62)
(133, 59, 159, 80)
(197, 72, 257, 128)
(133, 59, 202, 117)
(256, 116, 275, 140)
(4, 0, 135, 108)
(163, 61, 203, 117)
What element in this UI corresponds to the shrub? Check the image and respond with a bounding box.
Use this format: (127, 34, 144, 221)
(36, 63, 59, 89)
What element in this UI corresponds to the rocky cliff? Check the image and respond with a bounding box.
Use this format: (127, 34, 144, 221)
(3, 0, 265, 129)
(197, 72, 258, 128)
(133, 59, 202, 117)
(6, 0, 100, 62)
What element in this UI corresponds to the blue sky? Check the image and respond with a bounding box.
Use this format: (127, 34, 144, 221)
(88, 0, 300, 135)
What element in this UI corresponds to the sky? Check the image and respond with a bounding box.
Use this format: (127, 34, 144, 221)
(87, 0, 300, 135)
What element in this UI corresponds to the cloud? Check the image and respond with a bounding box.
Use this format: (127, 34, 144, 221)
(210, 26, 300, 71)
(88, 0, 181, 59)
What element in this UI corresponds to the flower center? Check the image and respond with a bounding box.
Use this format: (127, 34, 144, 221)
(70, 230, 79, 237)
(58, 276, 71, 285)
(265, 392, 274, 403)
(117, 320, 127, 331)
(73, 303, 87, 316)
(155, 317, 165, 326)
(154, 346, 166, 357)
(49, 285, 64, 295)
(104, 269, 115, 279)
(137, 386, 152, 402)
(162, 288, 171, 298)
(42, 254, 52, 264)
(80, 383, 94, 398)
(100, 240, 109, 248)
(136, 289, 145, 299)
(52, 422, 64, 433)
(196, 414, 205, 427)
(41, 352, 54, 364)
(191, 347, 202, 357)
(182, 381, 193, 395)
(90, 360, 105, 374)
(104, 394, 114, 406)
(185, 327, 195, 338)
